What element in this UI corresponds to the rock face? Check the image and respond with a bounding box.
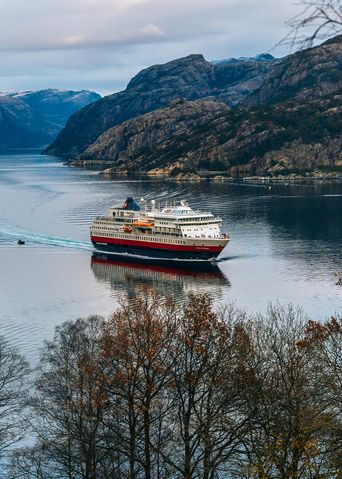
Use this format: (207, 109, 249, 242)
(244, 36, 342, 107)
(78, 100, 229, 171)
(213, 54, 275, 105)
(45, 54, 275, 157)
(0, 89, 100, 149)
(133, 94, 342, 176)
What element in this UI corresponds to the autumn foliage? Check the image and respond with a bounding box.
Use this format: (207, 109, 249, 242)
(6, 294, 342, 479)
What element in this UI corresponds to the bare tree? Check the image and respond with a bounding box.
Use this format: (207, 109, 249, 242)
(282, 0, 342, 50)
(0, 335, 29, 459)
(234, 304, 337, 479)
(32, 316, 111, 479)
(7, 445, 51, 479)
(159, 295, 248, 479)
(101, 291, 180, 479)
(297, 316, 342, 477)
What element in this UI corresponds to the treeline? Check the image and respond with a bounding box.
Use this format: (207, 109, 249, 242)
(1, 293, 341, 479)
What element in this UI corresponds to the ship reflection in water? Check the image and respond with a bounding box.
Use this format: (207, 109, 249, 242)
(91, 253, 230, 300)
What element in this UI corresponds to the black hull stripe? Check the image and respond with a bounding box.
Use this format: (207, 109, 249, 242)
(92, 242, 221, 260)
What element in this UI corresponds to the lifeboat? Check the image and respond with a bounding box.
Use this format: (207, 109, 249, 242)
(121, 226, 133, 233)
(132, 221, 154, 228)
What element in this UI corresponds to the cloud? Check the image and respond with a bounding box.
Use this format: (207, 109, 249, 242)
(140, 23, 166, 38)
(0, 0, 303, 94)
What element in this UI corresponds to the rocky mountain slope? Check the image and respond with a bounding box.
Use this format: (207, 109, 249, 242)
(244, 36, 342, 107)
(45, 55, 276, 157)
(76, 93, 341, 177)
(0, 95, 50, 148)
(48, 35, 341, 178)
(131, 94, 342, 177)
(0, 89, 100, 149)
(78, 100, 229, 168)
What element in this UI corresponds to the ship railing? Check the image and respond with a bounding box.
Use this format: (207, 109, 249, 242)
(95, 216, 117, 221)
(142, 203, 214, 215)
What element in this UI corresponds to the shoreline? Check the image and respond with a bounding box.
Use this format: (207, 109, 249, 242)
(65, 160, 342, 185)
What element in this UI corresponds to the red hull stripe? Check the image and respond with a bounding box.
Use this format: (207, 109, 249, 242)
(92, 257, 223, 278)
(91, 236, 224, 253)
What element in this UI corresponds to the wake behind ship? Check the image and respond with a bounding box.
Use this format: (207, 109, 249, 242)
(90, 197, 230, 262)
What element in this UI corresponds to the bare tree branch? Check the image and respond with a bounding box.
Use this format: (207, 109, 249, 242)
(279, 0, 342, 50)
(0, 336, 29, 457)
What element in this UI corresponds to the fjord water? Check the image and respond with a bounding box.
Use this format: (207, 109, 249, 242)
(0, 152, 341, 362)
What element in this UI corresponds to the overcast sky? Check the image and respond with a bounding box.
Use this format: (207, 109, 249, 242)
(0, 0, 303, 95)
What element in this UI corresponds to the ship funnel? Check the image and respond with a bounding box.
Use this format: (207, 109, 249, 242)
(123, 197, 141, 211)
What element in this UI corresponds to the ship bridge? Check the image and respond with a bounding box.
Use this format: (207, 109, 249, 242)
(144, 204, 222, 239)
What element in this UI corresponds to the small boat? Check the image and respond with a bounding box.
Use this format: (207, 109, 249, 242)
(17, 239, 25, 245)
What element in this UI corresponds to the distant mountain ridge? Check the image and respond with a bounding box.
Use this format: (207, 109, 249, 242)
(47, 36, 342, 177)
(0, 89, 101, 149)
(212, 53, 275, 64)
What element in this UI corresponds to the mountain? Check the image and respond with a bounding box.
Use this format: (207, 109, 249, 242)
(9, 89, 101, 128)
(44, 54, 276, 157)
(48, 36, 341, 178)
(0, 89, 101, 149)
(0, 95, 51, 148)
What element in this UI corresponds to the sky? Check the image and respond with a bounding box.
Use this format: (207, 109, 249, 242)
(0, 0, 303, 95)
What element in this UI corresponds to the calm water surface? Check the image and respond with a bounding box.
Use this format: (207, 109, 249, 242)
(0, 152, 341, 362)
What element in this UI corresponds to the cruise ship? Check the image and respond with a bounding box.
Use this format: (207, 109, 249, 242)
(90, 197, 230, 262)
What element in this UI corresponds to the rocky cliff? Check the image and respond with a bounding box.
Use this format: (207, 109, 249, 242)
(45, 54, 275, 157)
(244, 36, 342, 107)
(77, 100, 229, 170)
(0, 89, 100, 149)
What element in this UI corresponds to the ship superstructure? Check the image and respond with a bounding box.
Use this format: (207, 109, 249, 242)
(90, 197, 230, 261)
